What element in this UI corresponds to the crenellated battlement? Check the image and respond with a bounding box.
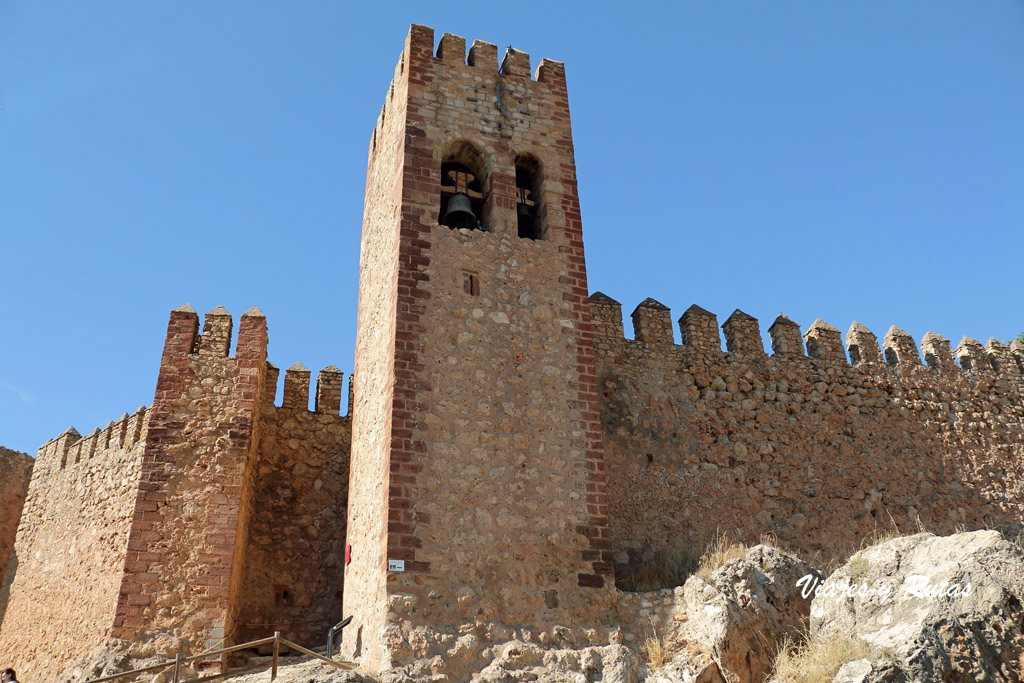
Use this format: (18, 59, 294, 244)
(416, 25, 565, 84)
(597, 291, 1024, 575)
(162, 303, 268, 361)
(36, 405, 148, 472)
(368, 25, 567, 162)
(589, 292, 1024, 384)
(263, 361, 349, 417)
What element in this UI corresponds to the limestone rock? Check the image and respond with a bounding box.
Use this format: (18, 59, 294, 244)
(830, 658, 876, 683)
(809, 531, 1024, 681)
(649, 651, 725, 682)
(679, 545, 822, 682)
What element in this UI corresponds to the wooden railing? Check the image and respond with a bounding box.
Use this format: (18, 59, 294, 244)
(86, 632, 356, 683)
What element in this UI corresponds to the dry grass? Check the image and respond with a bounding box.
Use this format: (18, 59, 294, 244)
(858, 513, 904, 552)
(771, 631, 873, 683)
(694, 531, 748, 581)
(846, 555, 869, 580)
(616, 546, 701, 592)
(639, 624, 668, 668)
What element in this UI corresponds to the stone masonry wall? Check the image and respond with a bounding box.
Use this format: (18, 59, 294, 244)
(351, 26, 616, 676)
(591, 295, 1024, 571)
(0, 410, 148, 683)
(341, 25, 409, 669)
(111, 305, 267, 659)
(234, 363, 351, 649)
(0, 446, 33, 588)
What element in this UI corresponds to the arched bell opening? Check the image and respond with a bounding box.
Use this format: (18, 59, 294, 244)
(439, 140, 489, 231)
(514, 153, 543, 239)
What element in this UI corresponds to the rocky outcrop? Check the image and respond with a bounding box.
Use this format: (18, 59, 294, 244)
(804, 531, 1024, 682)
(672, 545, 821, 682)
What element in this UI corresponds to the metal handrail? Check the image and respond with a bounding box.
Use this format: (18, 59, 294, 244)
(86, 632, 356, 683)
(326, 616, 352, 660)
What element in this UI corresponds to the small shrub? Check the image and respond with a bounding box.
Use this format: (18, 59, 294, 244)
(695, 531, 747, 581)
(771, 631, 873, 683)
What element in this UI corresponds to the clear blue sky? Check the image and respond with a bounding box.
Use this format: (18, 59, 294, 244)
(2, 2, 1023, 455)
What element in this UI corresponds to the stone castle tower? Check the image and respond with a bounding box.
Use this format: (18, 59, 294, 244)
(343, 24, 612, 669)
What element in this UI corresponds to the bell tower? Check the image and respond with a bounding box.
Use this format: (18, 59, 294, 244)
(344, 25, 611, 670)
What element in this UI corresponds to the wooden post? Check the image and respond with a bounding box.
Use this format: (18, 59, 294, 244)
(172, 653, 182, 683)
(272, 632, 280, 680)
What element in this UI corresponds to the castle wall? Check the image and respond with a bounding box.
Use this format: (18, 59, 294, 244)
(344, 26, 615, 674)
(0, 411, 147, 683)
(592, 296, 1024, 570)
(111, 306, 268, 659)
(234, 364, 351, 648)
(0, 446, 33, 588)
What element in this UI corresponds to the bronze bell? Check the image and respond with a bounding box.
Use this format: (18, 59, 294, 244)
(443, 193, 476, 229)
(517, 202, 531, 219)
